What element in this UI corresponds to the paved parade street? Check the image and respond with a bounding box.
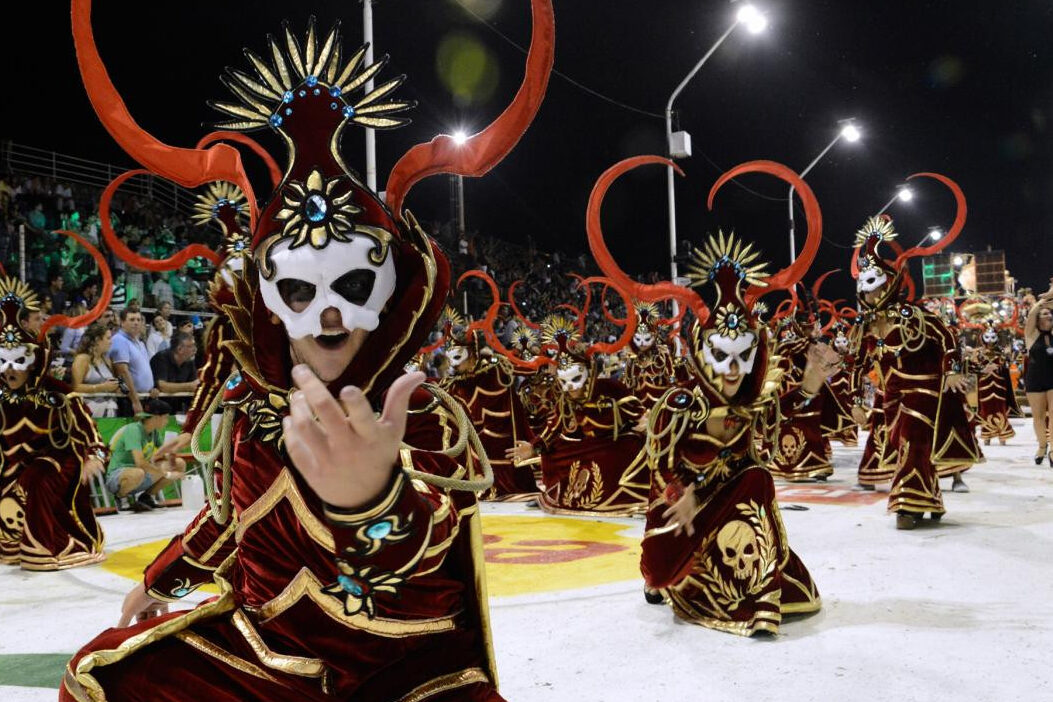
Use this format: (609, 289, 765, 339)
(3, 418, 1050, 702)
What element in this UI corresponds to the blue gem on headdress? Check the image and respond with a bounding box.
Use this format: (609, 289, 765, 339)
(342, 105, 356, 119)
(727, 314, 739, 329)
(269, 114, 283, 128)
(330, 102, 338, 110)
(298, 89, 306, 97)
(226, 373, 243, 391)
(284, 108, 293, 116)
(305, 195, 328, 223)
(282, 91, 294, 103)
(366, 521, 393, 540)
(329, 86, 342, 97)
(313, 88, 321, 96)
(337, 575, 364, 596)
(305, 75, 318, 87)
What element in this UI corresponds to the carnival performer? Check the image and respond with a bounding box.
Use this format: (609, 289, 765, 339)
(621, 301, 685, 409)
(822, 302, 861, 447)
(1023, 281, 1053, 465)
(587, 156, 833, 635)
(430, 289, 539, 501)
(504, 307, 651, 516)
(61, 3, 553, 701)
(0, 231, 112, 571)
(962, 307, 1018, 445)
(849, 184, 982, 530)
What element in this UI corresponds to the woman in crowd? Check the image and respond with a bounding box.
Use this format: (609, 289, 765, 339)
(70, 322, 120, 417)
(1024, 281, 1053, 464)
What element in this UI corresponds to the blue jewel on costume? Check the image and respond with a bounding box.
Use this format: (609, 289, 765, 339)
(269, 114, 283, 128)
(366, 521, 393, 540)
(337, 575, 364, 596)
(305, 74, 318, 87)
(225, 373, 243, 391)
(282, 91, 294, 103)
(342, 105, 356, 119)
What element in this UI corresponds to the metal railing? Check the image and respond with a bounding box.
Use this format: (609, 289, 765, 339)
(1, 141, 199, 220)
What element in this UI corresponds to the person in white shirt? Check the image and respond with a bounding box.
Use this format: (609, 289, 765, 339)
(145, 313, 171, 357)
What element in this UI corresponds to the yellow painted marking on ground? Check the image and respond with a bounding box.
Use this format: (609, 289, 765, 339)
(101, 515, 642, 597)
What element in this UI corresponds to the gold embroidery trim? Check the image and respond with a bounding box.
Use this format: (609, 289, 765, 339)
(397, 667, 490, 702)
(231, 610, 326, 677)
(322, 469, 406, 526)
(237, 468, 335, 550)
(175, 630, 283, 685)
(256, 567, 458, 637)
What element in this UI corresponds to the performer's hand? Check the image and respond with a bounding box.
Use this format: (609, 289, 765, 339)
(982, 363, 999, 374)
(633, 414, 649, 434)
(81, 457, 105, 486)
(283, 365, 425, 509)
(851, 406, 869, 426)
(505, 440, 535, 464)
(945, 372, 969, 394)
(118, 583, 168, 628)
(661, 483, 696, 537)
(802, 343, 841, 394)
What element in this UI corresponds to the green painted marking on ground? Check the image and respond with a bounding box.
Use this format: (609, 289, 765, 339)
(0, 653, 68, 689)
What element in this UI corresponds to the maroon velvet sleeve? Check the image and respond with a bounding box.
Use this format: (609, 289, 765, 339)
(143, 505, 238, 602)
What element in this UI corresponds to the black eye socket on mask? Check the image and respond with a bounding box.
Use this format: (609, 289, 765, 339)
(712, 349, 729, 362)
(277, 279, 317, 312)
(332, 269, 376, 306)
(15, 357, 25, 365)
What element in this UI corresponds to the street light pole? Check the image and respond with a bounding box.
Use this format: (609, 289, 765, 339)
(666, 21, 741, 287)
(788, 122, 860, 261)
(363, 0, 377, 191)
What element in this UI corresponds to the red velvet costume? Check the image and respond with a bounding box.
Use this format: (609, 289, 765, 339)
(967, 323, 1018, 443)
(586, 156, 823, 636)
(529, 317, 649, 516)
(61, 2, 553, 700)
(433, 302, 538, 500)
(850, 200, 982, 521)
(766, 324, 835, 482)
(621, 303, 684, 409)
(0, 278, 109, 571)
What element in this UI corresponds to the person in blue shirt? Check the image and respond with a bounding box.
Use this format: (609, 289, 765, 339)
(107, 308, 155, 415)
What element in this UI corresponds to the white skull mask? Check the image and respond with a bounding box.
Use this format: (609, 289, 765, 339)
(557, 362, 588, 392)
(982, 329, 999, 345)
(633, 329, 654, 349)
(856, 266, 888, 294)
(0, 345, 34, 373)
(702, 331, 758, 376)
(833, 334, 850, 353)
(447, 345, 470, 371)
(258, 237, 396, 340)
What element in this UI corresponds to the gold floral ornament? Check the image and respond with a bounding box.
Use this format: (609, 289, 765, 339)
(685, 230, 769, 289)
(853, 215, 898, 247)
(0, 324, 28, 350)
(274, 168, 362, 250)
(539, 315, 581, 348)
(244, 391, 289, 448)
(713, 304, 749, 340)
(211, 18, 414, 132)
(322, 561, 405, 618)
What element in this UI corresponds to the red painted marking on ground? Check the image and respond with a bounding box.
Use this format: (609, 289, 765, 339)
(776, 485, 887, 505)
(484, 536, 628, 564)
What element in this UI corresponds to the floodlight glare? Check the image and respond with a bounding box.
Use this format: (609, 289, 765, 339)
(736, 5, 768, 33)
(897, 188, 913, 202)
(452, 130, 469, 146)
(840, 124, 862, 142)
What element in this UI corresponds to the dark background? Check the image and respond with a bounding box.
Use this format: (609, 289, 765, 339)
(4, 0, 1051, 300)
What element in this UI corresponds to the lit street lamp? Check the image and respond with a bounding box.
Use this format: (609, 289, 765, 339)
(788, 120, 862, 261)
(875, 185, 913, 216)
(666, 4, 768, 288)
(926, 227, 943, 242)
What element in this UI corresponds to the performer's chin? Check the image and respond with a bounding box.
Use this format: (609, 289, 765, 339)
(290, 328, 367, 383)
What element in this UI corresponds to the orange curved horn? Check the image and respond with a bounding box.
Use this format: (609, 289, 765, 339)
(707, 161, 822, 305)
(894, 172, 966, 267)
(72, 0, 258, 228)
(508, 280, 539, 330)
(887, 240, 916, 301)
(384, 0, 554, 217)
(39, 230, 113, 339)
(195, 131, 282, 189)
(586, 156, 707, 320)
(578, 276, 638, 357)
(101, 170, 223, 270)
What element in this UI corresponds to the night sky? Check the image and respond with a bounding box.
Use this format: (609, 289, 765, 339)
(4, 0, 1052, 301)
